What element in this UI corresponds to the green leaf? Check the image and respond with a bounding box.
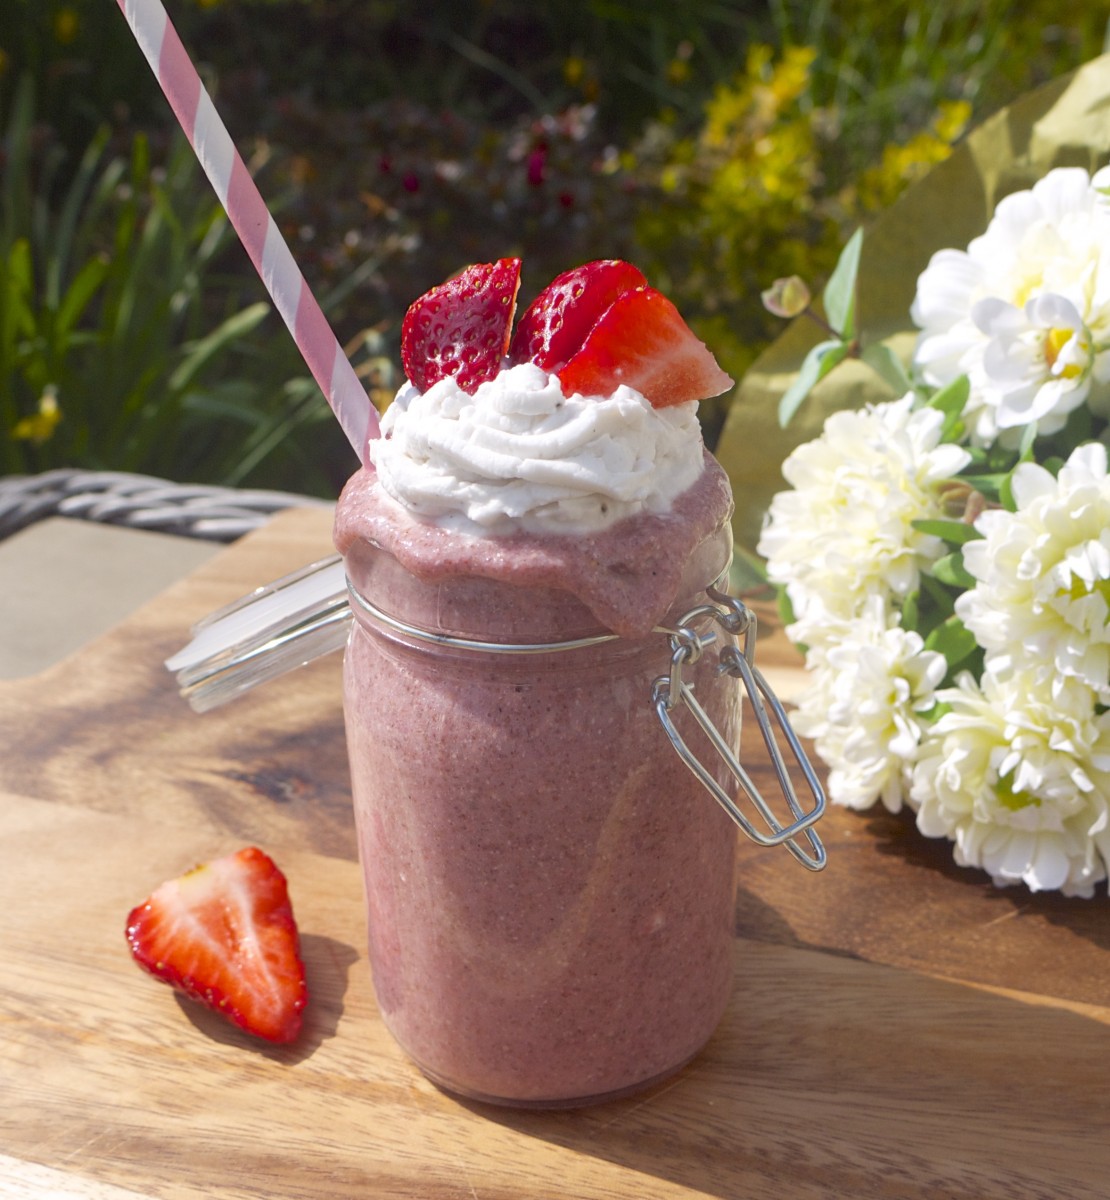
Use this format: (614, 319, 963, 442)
(5, 238, 35, 299)
(911, 518, 984, 544)
(179, 385, 270, 426)
(924, 615, 979, 670)
(729, 543, 769, 594)
(221, 384, 328, 485)
(777, 338, 849, 426)
(167, 303, 271, 393)
(901, 589, 920, 633)
(0, 240, 37, 450)
(860, 340, 911, 394)
(927, 374, 971, 418)
(775, 583, 796, 634)
(931, 551, 977, 590)
(918, 700, 952, 724)
(958, 471, 1010, 501)
(46, 127, 111, 307)
(54, 257, 110, 343)
(1018, 421, 1038, 459)
(822, 227, 863, 339)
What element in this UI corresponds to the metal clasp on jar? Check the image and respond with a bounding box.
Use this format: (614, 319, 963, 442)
(652, 586, 827, 871)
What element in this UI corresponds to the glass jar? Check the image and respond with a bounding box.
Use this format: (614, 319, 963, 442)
(341, 525, 822, 1108)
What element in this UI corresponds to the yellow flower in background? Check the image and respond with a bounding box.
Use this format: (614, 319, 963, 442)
(562, 54, 599, 102)
(666, 58, 691, 86)
(933, 99, 972, 144)
(563, 56, 586, 87)
(766, 45, 816, 107)
(704, 43, 815, 145)
(666, 41, 693, 87)
(855, 100, 971, 213)
(13, 389, 62, 445)
(634, 38, 839, 408)
(53, 7, 80, 45)
(696, 44, 821, 221)
(659, 164, 681, 194)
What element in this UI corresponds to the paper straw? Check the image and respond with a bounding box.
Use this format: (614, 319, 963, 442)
(116, 0, 378, 460)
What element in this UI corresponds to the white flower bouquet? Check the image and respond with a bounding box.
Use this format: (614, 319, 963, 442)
(757, 165, 1110, 897)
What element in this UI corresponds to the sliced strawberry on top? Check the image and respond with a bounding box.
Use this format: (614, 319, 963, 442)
(125, 846, 308, 1045)
(401, 257, 521, 395)
(556, 286, 734, 408)
(508, 259, 647, 372)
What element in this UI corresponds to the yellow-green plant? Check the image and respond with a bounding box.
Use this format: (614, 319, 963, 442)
(850, 101, 971, 214)
(630, 42, 973, 441)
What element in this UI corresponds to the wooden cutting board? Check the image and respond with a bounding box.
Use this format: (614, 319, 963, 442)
(3, 507, 1110, 1200)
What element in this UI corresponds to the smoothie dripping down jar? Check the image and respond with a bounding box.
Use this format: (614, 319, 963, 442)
(337, 468, 825, 1109)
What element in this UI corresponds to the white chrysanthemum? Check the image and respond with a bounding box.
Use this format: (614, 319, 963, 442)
(790, 597, 948, 814)
(911, 666, 1110, 896)
(911, 167, 1110, 445)
(973, 292, 1103, 429)
(957, 442, 1110, 700)
(757, 395, 970, 650)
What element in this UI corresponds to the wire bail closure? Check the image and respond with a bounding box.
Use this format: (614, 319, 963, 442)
(652, 587, 827, 871)
(172, 556, 827, 868)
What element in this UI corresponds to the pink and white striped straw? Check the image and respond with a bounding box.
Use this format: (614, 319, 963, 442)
(116, 0, 378, 461)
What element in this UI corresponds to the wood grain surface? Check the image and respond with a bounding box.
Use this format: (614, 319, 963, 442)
(2, 507, 1109, 1200)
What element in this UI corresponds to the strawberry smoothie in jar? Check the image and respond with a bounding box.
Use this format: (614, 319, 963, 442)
(335, 260, 824, 1107)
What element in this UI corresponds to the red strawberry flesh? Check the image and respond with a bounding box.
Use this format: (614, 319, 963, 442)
(556, 286, 734, 408)
(125, 846, 308, 1045)
(401, 257, 521, 395)
(508, 259, 647, 372)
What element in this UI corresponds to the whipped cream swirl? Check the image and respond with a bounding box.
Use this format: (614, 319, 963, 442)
(370, 363, 706, 534)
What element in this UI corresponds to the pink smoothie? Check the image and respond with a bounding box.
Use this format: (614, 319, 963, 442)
(335, 453, 741, 1106)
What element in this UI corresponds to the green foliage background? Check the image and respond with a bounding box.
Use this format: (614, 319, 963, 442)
(2, 0, 1108, 494)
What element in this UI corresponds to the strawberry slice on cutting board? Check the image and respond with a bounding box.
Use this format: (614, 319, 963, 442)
(125, 846, 308, 1044)
(556, 285, 734, 408)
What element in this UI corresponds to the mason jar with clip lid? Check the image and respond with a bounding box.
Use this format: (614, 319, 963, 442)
(338, 491, 826, 1110)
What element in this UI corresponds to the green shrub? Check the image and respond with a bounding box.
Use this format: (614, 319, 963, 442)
(0, 76, 360, 493)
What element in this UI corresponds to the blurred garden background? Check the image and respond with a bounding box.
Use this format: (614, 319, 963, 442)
(3, 0, 1109, 499)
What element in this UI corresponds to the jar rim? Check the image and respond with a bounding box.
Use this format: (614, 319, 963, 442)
(345, 574, 679, 655)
